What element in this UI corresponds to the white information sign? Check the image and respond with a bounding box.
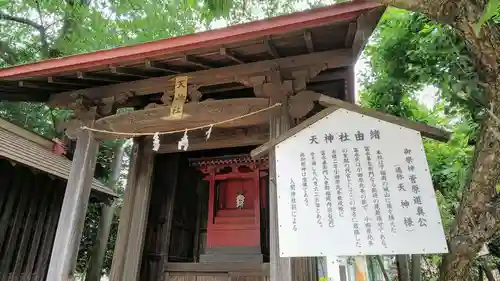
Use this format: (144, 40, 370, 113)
(275, 108, 448, 257)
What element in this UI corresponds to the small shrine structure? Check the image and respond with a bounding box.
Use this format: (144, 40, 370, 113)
(0, 1, 414, 280)
(0, 118, 115, 281)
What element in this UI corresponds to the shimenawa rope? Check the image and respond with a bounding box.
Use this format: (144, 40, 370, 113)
(80, 103, 282, 137)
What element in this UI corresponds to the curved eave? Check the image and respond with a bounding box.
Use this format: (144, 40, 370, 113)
(0, 0, 382, 79)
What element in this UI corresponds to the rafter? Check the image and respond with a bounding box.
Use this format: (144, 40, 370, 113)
(182, 55, 213, 69)
(303, 31, 315, 53)
(264, 36, 280, 58)
(49, 48, 354, 107)
(143, 60, 181, 73)
(220, 48, 244, 64)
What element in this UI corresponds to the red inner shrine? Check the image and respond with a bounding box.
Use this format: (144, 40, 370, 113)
(191, 155, 268, 262)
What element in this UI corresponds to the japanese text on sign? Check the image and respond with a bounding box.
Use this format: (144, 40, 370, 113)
(170, 76, 188, 118)
(275, 109, 448, 257)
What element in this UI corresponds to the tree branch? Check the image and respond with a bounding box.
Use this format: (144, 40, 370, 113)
(377, 0, 466, 24)
(0, 12, 44, 30)
(0, 40, 18, 65)
(0, 12, 50, 58)
(479, 257, 495, 281)
(49, 0, 92, 58)
(34, 0, 49, 58)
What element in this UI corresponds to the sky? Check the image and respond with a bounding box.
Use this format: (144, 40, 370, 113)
(209, 1, 438, 109)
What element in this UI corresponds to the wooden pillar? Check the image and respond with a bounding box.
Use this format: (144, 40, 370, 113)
(267, 73, 317, 281)
(410, 255, 421, 281)
(396, 255, 410, 281)
(345, 66, 356, 103)
(158, 154, 180, 281)
(85, 143, 127, 281)
(109, 137, 155, 281)
(45, 120, 100, 281)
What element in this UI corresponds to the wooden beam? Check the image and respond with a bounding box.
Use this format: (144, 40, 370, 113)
(220, 47, 245, 64)
(109, 137, 155, 281)
(352, 7, 385, 60)
(109, 66, 150, 78)
(344, 22, 357, 47)
(49, 48, 354, 107)
(18, 80, 76, 91)
(182, 55, 212, 69)
(77, 71, 128, 83)
(46, 119, 100, 281)
(264, 36, 280, 58)
(144, 60, 182, 74)
(47, 76, 95, 87)
(157, 125, 268, 153)
(250, 93, 451, 159)
(303, 31, 314, 53)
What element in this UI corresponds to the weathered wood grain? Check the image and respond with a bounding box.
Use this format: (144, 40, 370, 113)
(48, 49, 353, 107)
(23, 178, 51, 281)
(158, 125, 268, 153)
(0, 173, 31, 281)
(109, 137, 155, 281)
(109, 140, 140, 281)
(45, 126, 99, 281)
(94, 98, 272, 140)
(10, 175, 41, 281)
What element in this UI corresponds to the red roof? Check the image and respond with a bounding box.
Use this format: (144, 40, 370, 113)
(0, 0, 382, 79)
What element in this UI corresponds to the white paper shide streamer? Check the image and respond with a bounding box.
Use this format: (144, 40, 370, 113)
(205, 124, 214, 141)
(152, 132, 160, 151)
(178, 129, 189, 151)
(236, 193, 245, 209)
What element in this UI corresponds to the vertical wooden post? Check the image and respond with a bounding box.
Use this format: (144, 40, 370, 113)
(158, 153, 180, 281)
(86, 144, 126, 281)
(396, 255, 410, 281)
(345, 66, 356, 103)
(109, 137, 155, 281)
(268, 86, 292, 281)
(267, 73, 317, 281)
(109, 140, 139, 281)
(85, 201, 114, 281)
(45, 120, 99, 281)
(410, 255, 421, 281)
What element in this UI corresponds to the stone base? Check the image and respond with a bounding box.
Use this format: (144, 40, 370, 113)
(200, 247, 263, 264)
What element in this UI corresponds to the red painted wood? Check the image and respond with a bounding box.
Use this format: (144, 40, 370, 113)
(202, 164, 265, 249)
(208, 229, 261, 248)
(219, 179, 255, 209)
(207, 172, 215, 228)
(0, 1, 381, 78)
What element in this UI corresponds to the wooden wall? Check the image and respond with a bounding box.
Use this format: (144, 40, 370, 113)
(165, 263, 270, 281)
(141, 153, 203, 280)
(141, 152, 274, 281)
(0, 159, 64, 281)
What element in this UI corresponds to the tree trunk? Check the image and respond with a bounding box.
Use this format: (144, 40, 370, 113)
(439, 7, 500, 280)
(378, 1, 500, 281)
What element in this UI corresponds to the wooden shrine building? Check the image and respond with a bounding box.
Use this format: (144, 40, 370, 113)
(0, 1, 387, 280)
(0, 118, 116, 281)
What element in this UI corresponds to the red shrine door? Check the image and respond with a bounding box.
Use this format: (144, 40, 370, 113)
(191, 155, 268, 263)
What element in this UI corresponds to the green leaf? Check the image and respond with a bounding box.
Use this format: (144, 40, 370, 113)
(474, 0, 500, 34)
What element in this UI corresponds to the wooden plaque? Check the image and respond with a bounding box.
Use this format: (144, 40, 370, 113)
(94, 98, 273, 139)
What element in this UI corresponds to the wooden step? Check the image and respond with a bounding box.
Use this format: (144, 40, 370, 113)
(217, 209, 254, 217)
(214, 216, 255, 224)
